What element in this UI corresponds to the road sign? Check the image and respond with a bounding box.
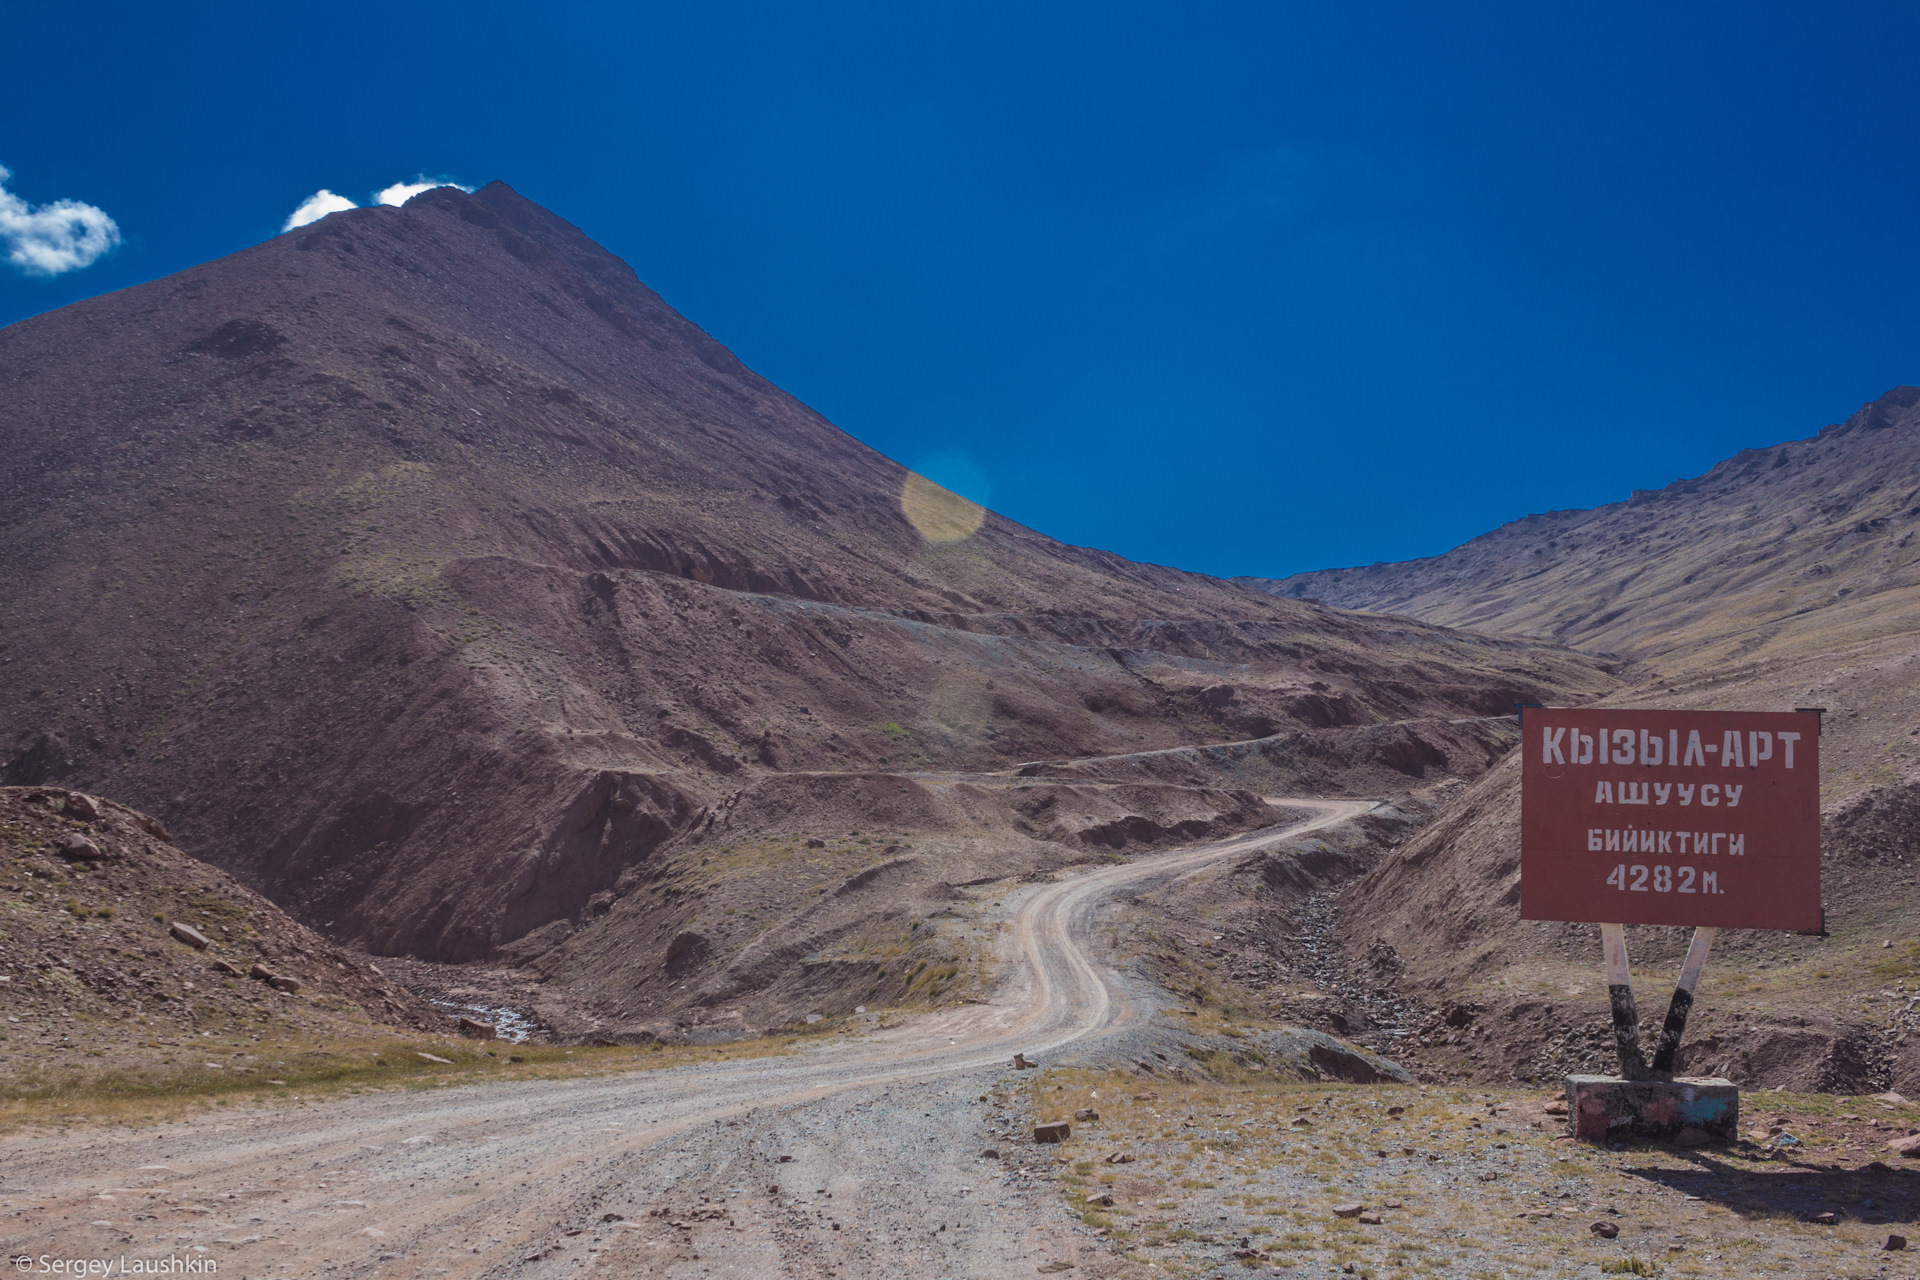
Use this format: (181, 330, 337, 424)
(1521, 708, 1822, 932)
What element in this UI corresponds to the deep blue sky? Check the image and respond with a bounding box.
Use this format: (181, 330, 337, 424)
(5, 3, 1917, 579)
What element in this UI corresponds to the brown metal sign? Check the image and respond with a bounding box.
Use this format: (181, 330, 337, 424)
(1521, 708, 1822, 932)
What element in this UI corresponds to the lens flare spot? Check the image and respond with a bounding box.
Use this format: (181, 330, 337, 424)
(901, 472, 986, 544)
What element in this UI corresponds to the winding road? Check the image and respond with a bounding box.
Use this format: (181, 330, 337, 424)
(1, 798, 1372, 1279)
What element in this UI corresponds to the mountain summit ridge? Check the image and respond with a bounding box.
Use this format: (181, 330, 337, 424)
(1243, 385, 1920, 670)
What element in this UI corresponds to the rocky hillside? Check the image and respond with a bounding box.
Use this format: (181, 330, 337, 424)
(1240, 389, 1920, 1090)
(1245, 385, 1920, 671)
(0, 786, 445, 1086)
(0, 182, 1612, 982)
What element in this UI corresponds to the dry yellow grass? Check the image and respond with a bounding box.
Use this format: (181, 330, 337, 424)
(0, 1030, 804, 1132)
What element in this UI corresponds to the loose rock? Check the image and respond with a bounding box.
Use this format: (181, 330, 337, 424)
(1886, 1134, 1920, 1158)
(457, 1017, 497, 1039)
(1809, 1211, 1839, 1225)
(1033, 1121, 1071, 1143)
(1013, 1053, 1037, 1070)
(1357, 1211, 1383, 1224)
(1073, 1108, 1099, 1122)
(211, 960, 243, 977)
(1885, 1235, 1909, 1252)
(1332, 1203, 1364, 1218)
(1103, 1152, 1135, 1164)
(1590, 1221, 1619, 1239)
(63, 793, 103, 822)
(59, 833, 102, 860)
(270, 976, 303, 993)
(168, 921, 210, 950)
(416, 1052, 453, 1065)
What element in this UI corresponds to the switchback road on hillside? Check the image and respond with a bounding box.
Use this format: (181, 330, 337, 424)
(0, 799, 1373, 1280)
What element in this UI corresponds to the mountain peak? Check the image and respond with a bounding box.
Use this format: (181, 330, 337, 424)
(0, 185, 1609, 969)
(1828, 383, 1920, 437)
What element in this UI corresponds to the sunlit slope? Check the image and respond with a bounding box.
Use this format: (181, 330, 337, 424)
(1248, 386, 1920, 677)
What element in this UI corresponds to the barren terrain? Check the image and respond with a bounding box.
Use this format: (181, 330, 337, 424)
(0, 182, 1610, 1033)
(8, 797, 1916, 1280)
(0, 799, 1373, 1276)
(6, 175, 1920, 1278)
(1226, 390, 1920, 1095)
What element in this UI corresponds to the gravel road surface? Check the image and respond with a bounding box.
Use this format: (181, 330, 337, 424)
(0, 799, 1371, 1279)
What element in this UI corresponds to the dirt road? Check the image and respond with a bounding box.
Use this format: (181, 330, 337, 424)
(0, 799, 1371, 1279)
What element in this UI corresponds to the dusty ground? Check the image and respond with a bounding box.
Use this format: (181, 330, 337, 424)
(1024, 1071, 1920, 1278)
(0, 800, 1376, 1277)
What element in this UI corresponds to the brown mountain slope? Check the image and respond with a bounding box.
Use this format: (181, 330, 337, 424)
(0, 182, 1613, 977)
(1244, 385, 1920, 671)
(1242, 391, 1920, 1090)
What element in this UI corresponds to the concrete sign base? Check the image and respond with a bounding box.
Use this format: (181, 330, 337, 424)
(1566, 1074, 1738, 1143)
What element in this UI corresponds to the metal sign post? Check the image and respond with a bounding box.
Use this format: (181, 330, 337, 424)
(1521, 707, 1822, 1141)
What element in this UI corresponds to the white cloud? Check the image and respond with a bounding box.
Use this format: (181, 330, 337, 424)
(283, 178, 472, 232)
(283, 189, 358, 231)
(0, 165, 121, 277)
(375, 179, 469, 207)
